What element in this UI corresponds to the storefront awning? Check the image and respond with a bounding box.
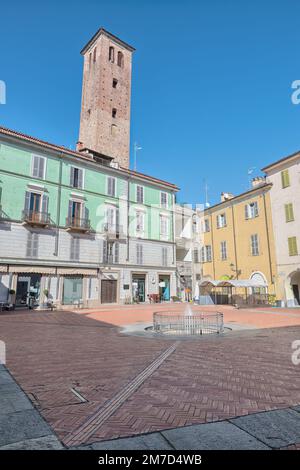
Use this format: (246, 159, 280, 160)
(199, 279, 267, 288)
(8, 265, 56, 274)
(0, 265, 8, 273)
(56, 268, 98, 276)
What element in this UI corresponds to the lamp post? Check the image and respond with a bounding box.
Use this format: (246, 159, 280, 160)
(133, 142, 142, 171)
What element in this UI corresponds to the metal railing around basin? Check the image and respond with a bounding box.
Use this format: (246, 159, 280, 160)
(153, 311, 224, 336)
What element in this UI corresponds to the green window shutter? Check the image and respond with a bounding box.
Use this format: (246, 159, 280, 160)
(285, 203, 294, 222)
(281, 170, 290, 188)
(288, 237, 298, 256)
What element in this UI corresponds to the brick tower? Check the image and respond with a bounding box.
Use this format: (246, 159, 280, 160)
(77, 28, 135, 168)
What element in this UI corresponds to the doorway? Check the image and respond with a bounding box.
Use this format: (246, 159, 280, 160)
(16, 274, 41, 308)
(159, 275, 170, 301)
(132, 275, 145, 303)
(292, 284, 300, 305)
(101, 279, 117, 303)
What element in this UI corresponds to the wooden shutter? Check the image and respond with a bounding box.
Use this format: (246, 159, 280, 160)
(288, 237, 298, 256)
(114, 242, 119, 263)
(103, 240, 108, 263)
(33, 233, 39, 257)
(42, 194, 49, 214)
(245, 205, 249, 219)
(32, 156, 39, 177)
(281, 170, 290, 188)
(24, 191, 31, 211)
(70, 167, 74, 186)
(38, 158, 45, 179)
(77, 169, 83, 189)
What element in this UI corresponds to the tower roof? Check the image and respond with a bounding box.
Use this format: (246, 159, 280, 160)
(80, 27, 135, 55)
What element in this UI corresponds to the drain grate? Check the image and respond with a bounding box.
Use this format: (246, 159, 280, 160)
(64, 341, 179, 447)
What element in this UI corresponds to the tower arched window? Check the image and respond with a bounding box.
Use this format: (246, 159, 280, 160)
(117, 51, 124, 68)
(109, 46, 115, 63)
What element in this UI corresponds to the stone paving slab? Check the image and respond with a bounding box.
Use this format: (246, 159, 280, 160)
(0, 435, 63, 450)
(162, 421, 270, 450)
(0, 409, 54, 447)
(90, 433, 173, 450)
(230, 409, 300, 449)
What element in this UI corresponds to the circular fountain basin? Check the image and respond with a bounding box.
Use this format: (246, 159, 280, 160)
(153, 310, 224, 336)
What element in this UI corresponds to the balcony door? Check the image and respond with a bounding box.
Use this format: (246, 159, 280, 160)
(70, 201, 82, 225)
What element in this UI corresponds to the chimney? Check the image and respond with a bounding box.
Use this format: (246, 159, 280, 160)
(221, 192, 234, 202)
(251, 176, 266, 188)
(76, 141, 84, 152)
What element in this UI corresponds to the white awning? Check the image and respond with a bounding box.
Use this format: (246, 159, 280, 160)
(200, 279, 267, 288)
(8, 265, 56, 274)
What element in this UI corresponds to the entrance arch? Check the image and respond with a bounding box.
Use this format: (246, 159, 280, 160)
(286, 270, 300, 306)
(250, 272, 268, 293)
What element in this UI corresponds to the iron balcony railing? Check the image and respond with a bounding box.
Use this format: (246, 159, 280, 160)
(102, 223, 124, 238)
(66, 216, 91, 231)
(22, 209, 51, 225)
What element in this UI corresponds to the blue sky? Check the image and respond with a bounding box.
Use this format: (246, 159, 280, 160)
(1, 0, 300, 205)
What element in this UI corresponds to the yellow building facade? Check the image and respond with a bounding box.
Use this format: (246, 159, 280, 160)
(201, 181, 278, 296)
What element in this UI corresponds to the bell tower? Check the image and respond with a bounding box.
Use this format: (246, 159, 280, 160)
(77, 28, 135, 168)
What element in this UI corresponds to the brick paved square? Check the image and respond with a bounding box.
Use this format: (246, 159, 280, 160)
(0, 306, 300, 447)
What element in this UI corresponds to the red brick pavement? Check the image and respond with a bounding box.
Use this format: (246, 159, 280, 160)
(0, 309, 300, 446)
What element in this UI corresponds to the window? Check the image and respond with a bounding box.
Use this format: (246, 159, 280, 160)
(105, 206, 118, 230)
(136, 244, 143, 265)
(24, 191, 49, 219)
(136, 185, 144, 203)
(136, 211, 144, 234)
(104, 241, 119, 264)
(220, 241, 227, 260)
(245, 201, 259, 219)
(112, 78, 118, 88)
(204, 219, 210, 233)
(109, 46, 115, 63)
(201, 245, 212, 263)
(217, 213, 226, 228)
(70, 237, 80, 261)
(70, 167, 84, 189)
(107, 176, 116, 197)
(285, 203, 294, 222)
(93, 47, 97, 63)
(160, 215, 169, 239)
(31, 155, 46, 179)
(251, 234, 259, 256)
(112, 108, 117, 118)
(162, 247, 168, 266)
(281, 169, 290, 188)
(68, 200, 83, 223)
(117, 51, 124, 67)
(26, 232, 38, 258)
(288, 237, 298, 256)
(194, 249, 200, 263)
(160, 192, 168, 208)
(89, 53, 92, 68)
(111, 124, 117, 136)
(62, 277, 82, 305)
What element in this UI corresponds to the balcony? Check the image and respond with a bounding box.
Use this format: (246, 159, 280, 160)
(22, 210, 51, 227)
(176, 261, 193, 277)
(66, 216, 91, 232)
(102, 223, 125, 240)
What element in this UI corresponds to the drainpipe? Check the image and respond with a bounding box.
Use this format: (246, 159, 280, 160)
(263, 191, 273, 287)
(126, 177, 130, 262)
(54, 154, 63, 256)
(231, 204, 239, 279)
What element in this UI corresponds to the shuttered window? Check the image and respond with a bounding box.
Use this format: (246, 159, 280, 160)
(70, 237, 80, 260)
(31, 155, 46, 179)
(136, 211, 144, 233)
(285, 203, 294, 222)
(70, 167, 83, 189)
(217, 213, 226, 228)
(26, 232, 39, 257)
(160, 192, 168, 208)
(288, 237, 298, 256)
(136, 244, 143, 265)
(245, 201, 259, 219)
(136, 185, 144, 204)
(251, 234, 259, 256)
(107, 177, 116, 197)
(162, 247, 168, 266)
(160, 215, 169, 238)
(114, 242, 119, 264)
(220, 241, 227, 260)
(281, 169, 290, 188)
